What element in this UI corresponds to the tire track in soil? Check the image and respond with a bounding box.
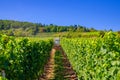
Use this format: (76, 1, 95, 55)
(39, 48, 55, 80)
(39, 45, 78, 80)
(55, 45, 78, 80)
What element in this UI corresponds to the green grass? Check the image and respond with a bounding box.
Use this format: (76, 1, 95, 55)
(28, 32, 100, 38)
(54, 50, 68, 80)
(35, 32, 57, 38)
(15, 31, 118, 40)
(16, 36, 53, 42)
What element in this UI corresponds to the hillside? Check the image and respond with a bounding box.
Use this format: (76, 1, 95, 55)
(0, 20, 97, 37)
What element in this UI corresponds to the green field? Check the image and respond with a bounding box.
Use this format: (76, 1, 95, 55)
(0, 35, 53, 80)
(0, 31, 120, 80)
(61, 32, 120, 80)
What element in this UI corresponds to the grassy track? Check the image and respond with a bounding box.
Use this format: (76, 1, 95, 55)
(39, 45, 78, 80)
(54, 50, 66, 80)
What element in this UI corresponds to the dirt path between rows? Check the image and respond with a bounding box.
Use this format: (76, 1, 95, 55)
(39, 48, 55, 80)
(39, 45, 78, 80)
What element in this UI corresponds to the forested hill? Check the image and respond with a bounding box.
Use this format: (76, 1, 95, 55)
(0, 20, 97, 36)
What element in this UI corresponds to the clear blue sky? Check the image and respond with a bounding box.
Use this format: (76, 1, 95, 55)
(0, 0, 120, 31)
